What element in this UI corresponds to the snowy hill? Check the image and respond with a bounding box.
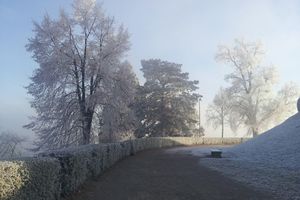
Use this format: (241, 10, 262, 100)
(230, 113, 300, 170)
(195, 113, 300, 199)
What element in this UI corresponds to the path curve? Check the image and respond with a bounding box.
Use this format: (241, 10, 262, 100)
(67, 147, 273, 200)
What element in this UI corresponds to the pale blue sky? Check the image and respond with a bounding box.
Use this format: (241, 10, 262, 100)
(1, 0, 300, 137)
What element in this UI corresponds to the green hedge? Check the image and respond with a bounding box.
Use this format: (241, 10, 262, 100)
(0, 137, 248, 200)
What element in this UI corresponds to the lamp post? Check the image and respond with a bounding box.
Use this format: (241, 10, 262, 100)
(198, 94, 203, 136)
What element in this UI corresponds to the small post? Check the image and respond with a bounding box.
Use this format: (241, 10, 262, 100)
(198, 94, 203, 136)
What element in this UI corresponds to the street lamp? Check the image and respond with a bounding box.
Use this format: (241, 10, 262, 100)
(198, 94, 203, 136)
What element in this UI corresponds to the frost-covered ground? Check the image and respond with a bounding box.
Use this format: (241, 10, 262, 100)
(169, 113, 300, 200)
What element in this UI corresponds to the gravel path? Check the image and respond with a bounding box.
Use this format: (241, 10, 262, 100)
(67, 147, 274, 200)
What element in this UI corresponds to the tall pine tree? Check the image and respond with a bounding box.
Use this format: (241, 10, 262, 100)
(135, 59, 200, 137)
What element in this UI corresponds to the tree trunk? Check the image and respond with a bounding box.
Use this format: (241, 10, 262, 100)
(82, 110, 94, 145)
(221, 107, 224, 138)
(221, 121, 224, 138)
(108, 121, 113, 142)
(252, 127, 258, 137)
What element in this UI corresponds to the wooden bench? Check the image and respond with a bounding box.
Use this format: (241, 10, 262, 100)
(211, 149, 222, 158)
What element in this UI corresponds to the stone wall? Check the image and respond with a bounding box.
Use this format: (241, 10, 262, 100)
(0, 137, 249, 200)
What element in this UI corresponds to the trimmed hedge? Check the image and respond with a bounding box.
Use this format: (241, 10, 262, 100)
(0, 137, 248, 200)
(0, 158, 60, 200)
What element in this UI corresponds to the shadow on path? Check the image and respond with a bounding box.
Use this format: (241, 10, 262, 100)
(67, 148, 273, 200)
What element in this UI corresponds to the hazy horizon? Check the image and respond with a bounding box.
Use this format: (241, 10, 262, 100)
(1, 0, 300, 138)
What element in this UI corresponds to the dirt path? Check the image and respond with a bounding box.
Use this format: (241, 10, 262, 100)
(67, 148, 273, 200)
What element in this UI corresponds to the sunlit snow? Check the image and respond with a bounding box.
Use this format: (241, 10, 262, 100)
(176, 113, 300, 199)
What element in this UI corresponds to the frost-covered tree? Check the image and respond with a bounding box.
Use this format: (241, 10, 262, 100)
(206, 88, 232, 138)
(271, 82, 300, 124)
(216, 39, 300, 137)
(0, 131, 25, 159)
(25, 0, 132, 150)
(98, 62, 139, 142)
(135, 59, 199, 137)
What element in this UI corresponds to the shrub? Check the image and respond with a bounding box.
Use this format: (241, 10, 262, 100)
(0, 158, 60, 200)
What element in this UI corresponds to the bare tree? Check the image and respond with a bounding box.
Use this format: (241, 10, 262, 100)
(216, 39, 300, 137)
(0, 131, 26, 159)
(206, 88, 232, 138)
(271, 82, 300, 124)
(25, 0, 132, 150)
